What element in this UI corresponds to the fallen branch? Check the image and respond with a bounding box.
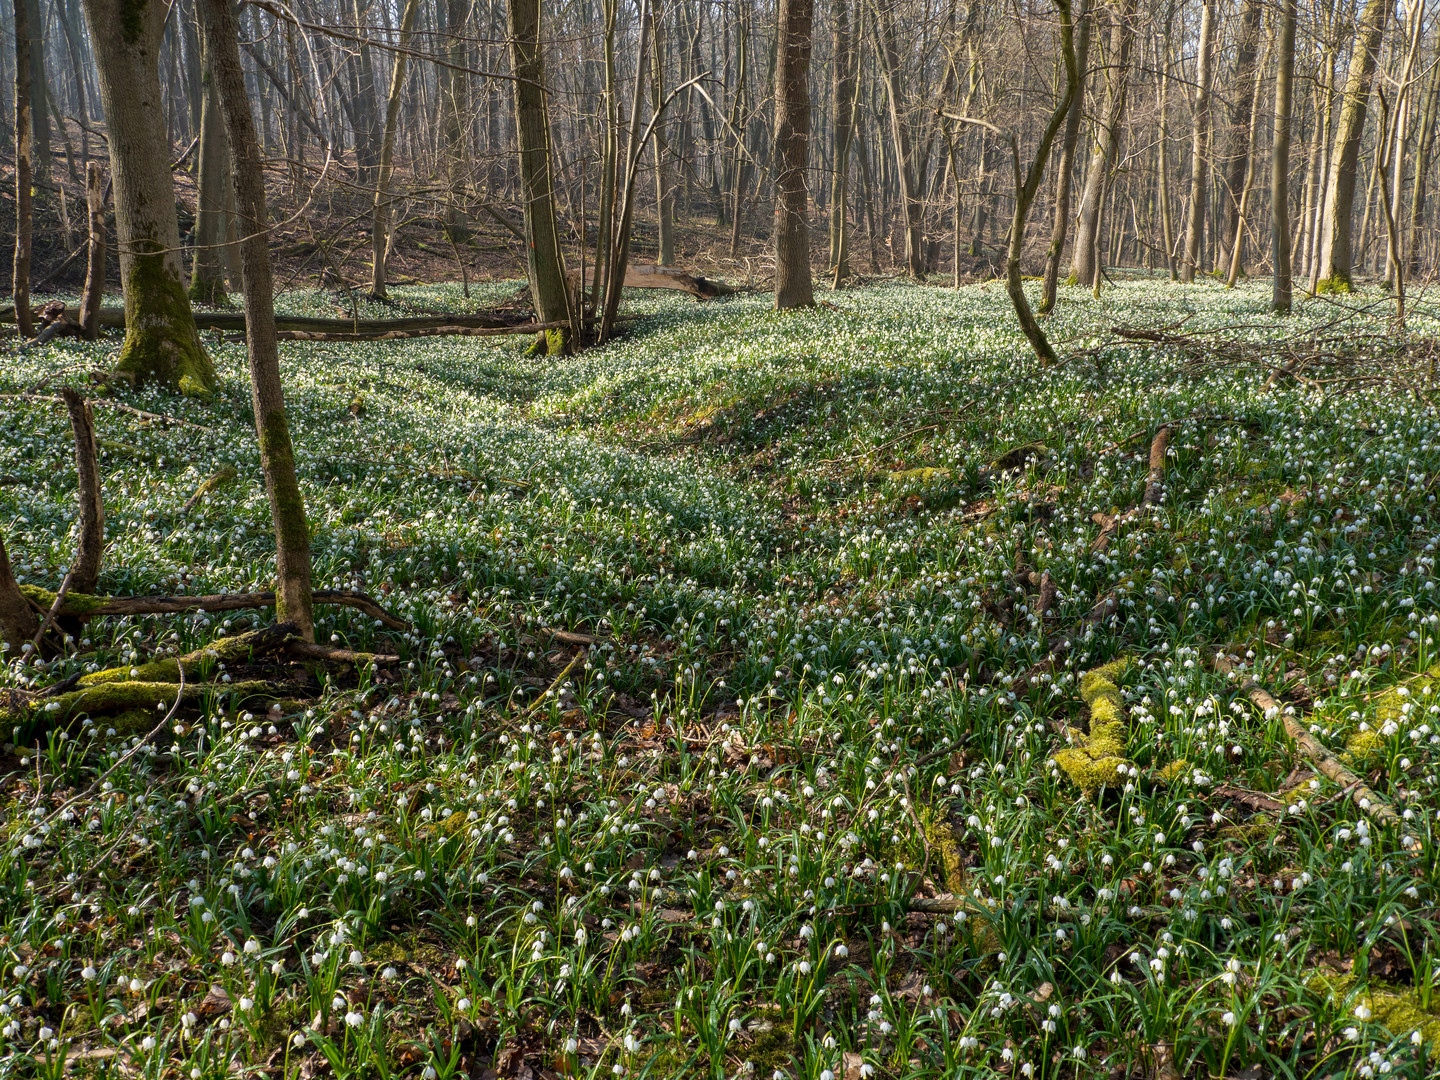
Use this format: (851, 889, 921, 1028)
(1215, 658, 1412, 843)
(2, 393, 217, 433)
(274, 319, 571, 342)
(284, 640, 399, 665)
(18, 586, 409, 631)
(1093, 424, 1170, 552)
(0, 308, 536, 334)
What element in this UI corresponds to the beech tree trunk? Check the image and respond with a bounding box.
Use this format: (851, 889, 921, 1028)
(11, 0, 33, 340)
(1408, 56, 1440, 279)
(1180, 0, 1215, 283)
(0, 534, 39, 654)
(1220, 0, 1262, 276)
(508, 0, 575, 335)
(199, 0, 315, 642)
(191, 40, 231, 305)
(1071, 0, 1133, 289)
(80, 0, 216, 392)
(80, 162, 106, 339)
(1316, 0, 1390, 292)
(62, 389, 104, 595)
(1039, 0, 1093, 314)
(369, 0, 419, 301)
(773, 0, 815, 309)
(870, 0, 925, 279)
(1271, 0, 1296, 313)
(829, 0, 857, 286)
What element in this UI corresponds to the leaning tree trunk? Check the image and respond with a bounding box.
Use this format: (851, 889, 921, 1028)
(11, 0, 34, 340)
(1039, 0, 1093, 314)
(1180, 0, 1215, 283)
(369, 0, 420, 301)
(199, 0, 315, 642)
(773, 0, 815, 309)
(190, 43, 231, 306)
(829, 0, 857, 286)
(1316, 0, 1390, 293)
(80, 0, 216, 393)
(1271, 0, 1296, 313)
(508, 0, 575, 337)
(1071, 0, 1132, 289)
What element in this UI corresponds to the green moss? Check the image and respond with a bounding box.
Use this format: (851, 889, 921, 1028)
(36, 678, 278, 724)
(113, 239, 217, 394)
(188, 276, 228, 307)
(1155, 759, 1191, 785)
(888, 467, 953, 484)
(1054, 661, 1135, 796)
(80, 659, 182, 686)
(18, 585, 107, 616)
(187, 466, 239, 508)
(1314, 275, 1353, 296)
(179, 375, 213, 401)
(1311, 973, 1440, 1047)
(925, 816, 967, 893)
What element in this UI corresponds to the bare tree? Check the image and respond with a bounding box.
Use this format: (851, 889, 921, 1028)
(774, 0, 815, 309)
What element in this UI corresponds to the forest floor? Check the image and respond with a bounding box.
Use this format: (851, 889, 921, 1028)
(3, 276, 1440, 1079)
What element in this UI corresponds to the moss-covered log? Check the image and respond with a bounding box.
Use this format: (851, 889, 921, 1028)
(17, 585, 407, 630)
(1052, 659, 1134, 795)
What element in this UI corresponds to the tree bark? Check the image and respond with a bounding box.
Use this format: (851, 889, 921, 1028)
(0, 533, 39, 655)
(773, 0, 815, 309)
(369, 0, 419, 301)
(190, 39, 231, 305)
(869, 0, 925, 279)
(508, 0, 575, 337)
(1316, 0, 1390, 292)
(650, 1, 675, 267)
(80, 0, 216, 392)
(1270, 0, 1296, 313)
(1408, 53, 1440, 279)
(1070, 0, 1132, 289)
(11, 0, 33, 339)
(1220, 0, 1262, 276)
(61, 389, 105, 595)
(21, 0, 48, 183)
(829, 0, 857, 286)
(80, 162, 106, 339)
(199, 0, 315, 642)
(1180, 0, 1215, 283)
(1039, 0, 1093, 314)
(441, 0, 472, 242)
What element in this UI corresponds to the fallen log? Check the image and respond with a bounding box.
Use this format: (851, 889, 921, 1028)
(16, 585, 409, 630)
(275, 319, 569, 342)
(568, 263, 735, 300)
(1, 306, 529, 334)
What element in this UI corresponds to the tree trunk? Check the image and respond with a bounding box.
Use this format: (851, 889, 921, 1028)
(22, 0, 48, 183)
(650, 0, 675, 267)
(1271, 0, 1296, 313)
(81, 0, 216, 393)
(62, 389, 104, 595)
(80, 162, 106, 339)
(1180, 0, 1215, 283)
(1071, 0, 1132, 289)
(773, 0, 815, 309)
(11, 0, 33, 339)
(191, 43, 231, 305)
(1156, 0, 1178, 280)
(829, 0, 857, 286)
(199, 0, 315, 642)
(0, 533, 39, 654)
(441, 0, 472, 242)
(869, 0, 925, 278)
(1220, 0, 1262, 275)
(1316, 0, 1390, 292)
(1224, 31, 1269, 286)
(1408, 51, 1440, 279)
(508, 0, 575, 335)
(368, 0, 419, 301)
(1039, 0, 1093, 313)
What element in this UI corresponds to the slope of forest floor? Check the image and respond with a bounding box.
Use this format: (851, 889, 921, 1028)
(3, 278, 1440, 1079)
